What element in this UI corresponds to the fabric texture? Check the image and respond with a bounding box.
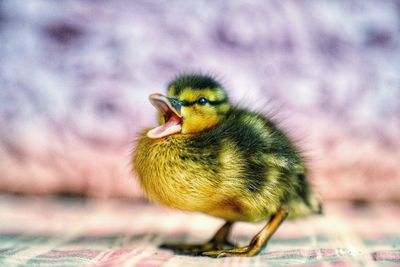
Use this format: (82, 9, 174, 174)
(0, 1, 399, 200)
(0, 195, 399, 266)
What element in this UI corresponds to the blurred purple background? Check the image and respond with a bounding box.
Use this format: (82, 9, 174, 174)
(0, 1, 399, 200)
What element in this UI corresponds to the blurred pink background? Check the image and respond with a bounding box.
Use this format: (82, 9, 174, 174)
(0, 1, 399, 200)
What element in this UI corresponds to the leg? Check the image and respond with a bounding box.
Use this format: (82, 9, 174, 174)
(160, 221, 235, 255)
(202, 206, 288, 258)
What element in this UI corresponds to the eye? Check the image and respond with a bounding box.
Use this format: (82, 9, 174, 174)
(197, 97, 208, 105)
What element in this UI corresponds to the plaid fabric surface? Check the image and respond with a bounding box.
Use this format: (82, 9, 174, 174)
(0, 195, 399, 267)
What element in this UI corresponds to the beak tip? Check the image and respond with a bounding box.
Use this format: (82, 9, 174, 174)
(149, 93, 162, 100)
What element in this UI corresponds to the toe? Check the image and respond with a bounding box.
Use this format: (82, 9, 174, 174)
(201, 246, 252, 258)
(202, 250, 227, 258)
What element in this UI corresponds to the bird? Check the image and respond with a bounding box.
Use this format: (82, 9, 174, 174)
(132, 73, 322, 257)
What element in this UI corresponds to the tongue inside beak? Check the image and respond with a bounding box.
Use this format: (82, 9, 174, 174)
(147, 113, 182, 139)
(147, 94, 182, 139)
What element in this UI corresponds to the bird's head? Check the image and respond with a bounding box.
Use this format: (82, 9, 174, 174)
(147, 74, 231, 139)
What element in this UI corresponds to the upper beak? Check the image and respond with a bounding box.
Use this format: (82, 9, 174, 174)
(148, 93, 182, 118)
(147, 93, 183, 139)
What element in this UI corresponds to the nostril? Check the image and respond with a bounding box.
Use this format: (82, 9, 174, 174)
(168, 98, 183, 113)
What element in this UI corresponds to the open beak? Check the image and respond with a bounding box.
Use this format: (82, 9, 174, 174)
(147, 93, 183, 139)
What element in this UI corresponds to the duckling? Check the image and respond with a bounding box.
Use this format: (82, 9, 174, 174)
(132, 73, 322, 257)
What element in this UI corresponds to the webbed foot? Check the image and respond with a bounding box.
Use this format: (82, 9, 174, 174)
(162, 206, 288, 258)
(202, 245, 255, 258)
(203, 206, 288, 258)
(160, 221, 235, 255)
(160, 240, 235, 256)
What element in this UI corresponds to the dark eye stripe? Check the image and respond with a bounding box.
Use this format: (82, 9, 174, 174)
(209, 98, 227, 105)
(181, 98, 227, 107)
(181, 101, 190, 106)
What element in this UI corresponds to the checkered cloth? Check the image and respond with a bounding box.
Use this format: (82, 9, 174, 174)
(0, 195, 399, 266)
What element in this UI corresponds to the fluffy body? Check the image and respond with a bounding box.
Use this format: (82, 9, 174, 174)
(134, 107, 320, 222)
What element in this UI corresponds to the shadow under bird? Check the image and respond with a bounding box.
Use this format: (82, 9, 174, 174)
(133, 73, 322, 257)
